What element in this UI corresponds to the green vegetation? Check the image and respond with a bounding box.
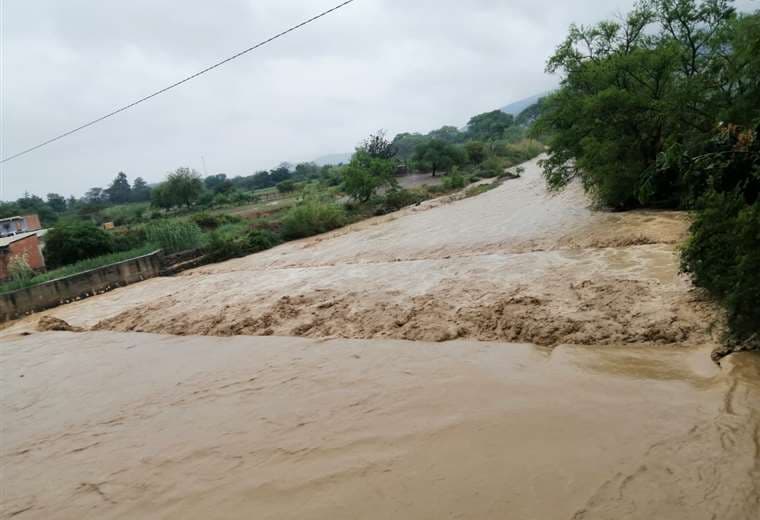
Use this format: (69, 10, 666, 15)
(343, 150, 396, 202)
(281, 198, 347, 240)
(442, 168, 467, 190)
(145, 220, 204, 254)
(536, 0, 760, 344)
(44, 220, 115, 268)
(466, 110, 515, 141)
(2, 107, 544, 292)
(7, 253, 34, 283)
(152, 168, 204, 209)
(381, 189, 429, 213)
(412, 140, 466, 176)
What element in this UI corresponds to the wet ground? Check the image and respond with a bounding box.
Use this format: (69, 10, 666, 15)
(2, 157, 759, 519)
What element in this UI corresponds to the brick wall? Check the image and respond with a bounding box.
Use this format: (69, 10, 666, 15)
(0, 235, 45, 280)
(0, 250, 163, 322)
(22, 214, 42, 231)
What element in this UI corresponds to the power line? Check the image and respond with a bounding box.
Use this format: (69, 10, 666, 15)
(0, 0, 357, 165)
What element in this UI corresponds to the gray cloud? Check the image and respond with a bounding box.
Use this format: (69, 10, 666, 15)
(3, 0, 751, 199)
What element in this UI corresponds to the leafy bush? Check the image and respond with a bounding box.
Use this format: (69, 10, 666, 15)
(247, 229, 282, 252)
(102, 203, 149, 226)
(204, 230, 249, 262)
(203, 227, 282, 263)
(145, 220, 204, 254)
(382, 189, 429, 212)
(191, 212, 243, 230)
(477, 156, 505, 178)
(500, 139, 544, 164)
(110, 228, 147, 252)
(277, 180, 296, 193)
(443, 169, 467, 190)
(281, 200, 346, 239)
(44, 219, 114, 268)
(682, 192, 760, 340)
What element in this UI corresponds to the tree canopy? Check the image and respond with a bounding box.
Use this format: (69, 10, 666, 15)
(466, 110, 515, 141)
(106, 172, 132, 204)
(534, 0, 760, 209)
(413, 140, 466, 176)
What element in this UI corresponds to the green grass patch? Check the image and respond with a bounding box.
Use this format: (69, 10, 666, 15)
(145, 220, 204, 254)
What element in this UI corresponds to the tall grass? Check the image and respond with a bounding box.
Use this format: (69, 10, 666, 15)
(145, 220, 204, 254)
(281, 199, 346, 239)
(0, 245, 156, 293)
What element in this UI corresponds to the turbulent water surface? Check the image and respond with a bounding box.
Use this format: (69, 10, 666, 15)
(1, 157, 759, 519)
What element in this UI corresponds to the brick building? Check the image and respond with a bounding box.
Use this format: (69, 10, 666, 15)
(0, 215, 42, 238)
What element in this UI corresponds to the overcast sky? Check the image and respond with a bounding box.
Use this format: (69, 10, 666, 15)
(0, 0, 754, 200)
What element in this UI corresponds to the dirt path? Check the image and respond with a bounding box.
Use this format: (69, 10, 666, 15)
(2, 332, 759, 520)
(2, 157, 718, 348)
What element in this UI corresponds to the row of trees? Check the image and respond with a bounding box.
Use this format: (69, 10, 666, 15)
(536, 0, 759, 341)
(2, 104, 540, 222)
(392, 110, 520, 161)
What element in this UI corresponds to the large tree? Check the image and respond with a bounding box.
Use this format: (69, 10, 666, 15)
(46, 193, 67, 213)
(152, 168, 204, 209)
(413, 140, 466, 176)
(131, 177, 152, 202)
(534, 0, 759, 209)
(466, 110, 515, 141)
(342, 150, 396, 202)
(106, 172, 132, 204)
(357, 130, 397, 160)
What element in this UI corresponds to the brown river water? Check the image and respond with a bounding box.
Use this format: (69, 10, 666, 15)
(1, 157, 759, 518)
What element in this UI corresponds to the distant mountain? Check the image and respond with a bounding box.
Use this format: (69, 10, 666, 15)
(501, 93, 548, 116)
(313, 153, 352, 166)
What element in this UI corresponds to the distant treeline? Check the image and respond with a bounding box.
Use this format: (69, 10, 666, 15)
(1, 103, 542, 225)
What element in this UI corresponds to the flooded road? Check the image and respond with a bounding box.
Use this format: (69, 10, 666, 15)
(1, 332, 758, 519)
(2, 158, 717, 348)
(2, 157, 758, 518)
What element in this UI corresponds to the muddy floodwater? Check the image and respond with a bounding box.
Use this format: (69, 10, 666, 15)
(2, 333, 759, 519)
(2, 158, 759, 519)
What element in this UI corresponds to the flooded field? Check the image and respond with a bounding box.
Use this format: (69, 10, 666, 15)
(2, 157, 759, 519)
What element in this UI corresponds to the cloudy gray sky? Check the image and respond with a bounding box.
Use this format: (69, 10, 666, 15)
(0, 0, 753, 200)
